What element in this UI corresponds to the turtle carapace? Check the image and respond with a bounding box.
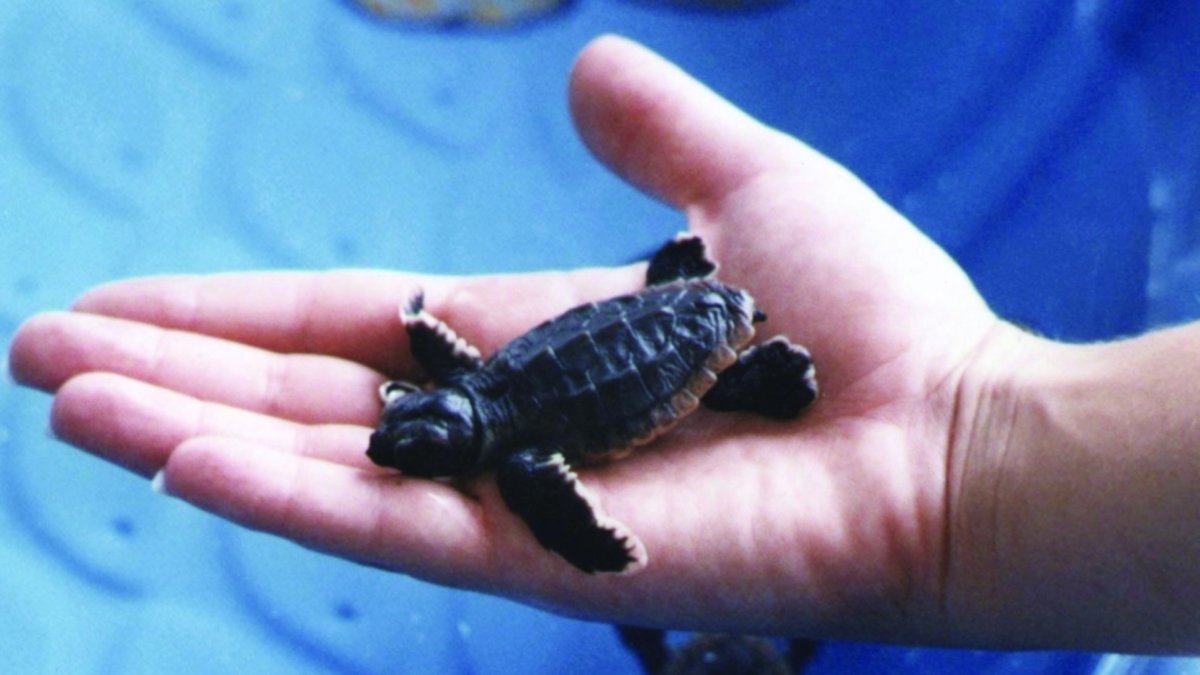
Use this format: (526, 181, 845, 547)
(367, 235, 818, 574)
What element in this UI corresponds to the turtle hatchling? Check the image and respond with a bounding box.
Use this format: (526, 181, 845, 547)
(367, 235, 818, 574)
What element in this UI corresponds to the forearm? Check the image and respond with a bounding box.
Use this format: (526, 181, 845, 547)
(948, 322, 1200, 652)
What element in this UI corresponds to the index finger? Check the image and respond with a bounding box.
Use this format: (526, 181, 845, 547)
(70, 266, 646, 376)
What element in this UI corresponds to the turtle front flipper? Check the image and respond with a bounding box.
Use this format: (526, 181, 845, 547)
(703, 336, 818, 419)
(646, 234, 717, 286)
(497, 449, 647, 575)
(402, 291, 484, 385)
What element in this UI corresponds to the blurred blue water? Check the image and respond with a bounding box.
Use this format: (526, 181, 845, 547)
(1, 1, 1197, 673)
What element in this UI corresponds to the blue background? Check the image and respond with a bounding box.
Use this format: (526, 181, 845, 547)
(2, 1, 1199, 672)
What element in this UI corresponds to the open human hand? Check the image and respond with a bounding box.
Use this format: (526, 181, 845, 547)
(9, 36, 1015, 645)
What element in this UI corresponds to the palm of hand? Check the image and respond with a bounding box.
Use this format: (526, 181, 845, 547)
(9, 37, 1000, 642)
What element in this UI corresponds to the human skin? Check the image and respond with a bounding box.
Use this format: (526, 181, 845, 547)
(9, 36, 1200, 653)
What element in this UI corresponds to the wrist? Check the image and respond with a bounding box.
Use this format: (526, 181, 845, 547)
(941, 320, 1047, 647)
(947, 323, 1200, 652)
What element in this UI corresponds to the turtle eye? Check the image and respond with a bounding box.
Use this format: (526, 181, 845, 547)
(379, 380, 421, 405)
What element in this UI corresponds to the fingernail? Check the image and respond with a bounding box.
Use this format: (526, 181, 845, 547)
(150, 470, 171, 496)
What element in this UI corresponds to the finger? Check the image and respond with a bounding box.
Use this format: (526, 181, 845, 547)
(569, 35, 830, 212)
(11, 312, 383, 425)
(161, 436, 492, 588)
(71, 267, 645, 376)
(51, 372, 373, 477)
(568, 36, 925, 291)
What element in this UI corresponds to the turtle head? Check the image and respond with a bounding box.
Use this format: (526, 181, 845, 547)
(367, 388, 479, 478)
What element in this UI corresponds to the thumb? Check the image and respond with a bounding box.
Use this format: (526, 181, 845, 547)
(568, 35, 844, 214)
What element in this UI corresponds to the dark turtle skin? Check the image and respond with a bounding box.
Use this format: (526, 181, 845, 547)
(617, 624, 820, 675)
(486, 279, 756, 457)
(367, 235, 818, 574)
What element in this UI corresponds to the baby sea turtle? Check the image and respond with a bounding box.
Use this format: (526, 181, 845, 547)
(617, 624, 820, 675)
(367, 235, 818, 574)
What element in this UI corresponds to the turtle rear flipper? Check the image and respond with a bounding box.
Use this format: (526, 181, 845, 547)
(646, 234, 717, 286)
(703, 336, 818, 419)
(402, 291, 484, 385)
(497, 449, 647, 575)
